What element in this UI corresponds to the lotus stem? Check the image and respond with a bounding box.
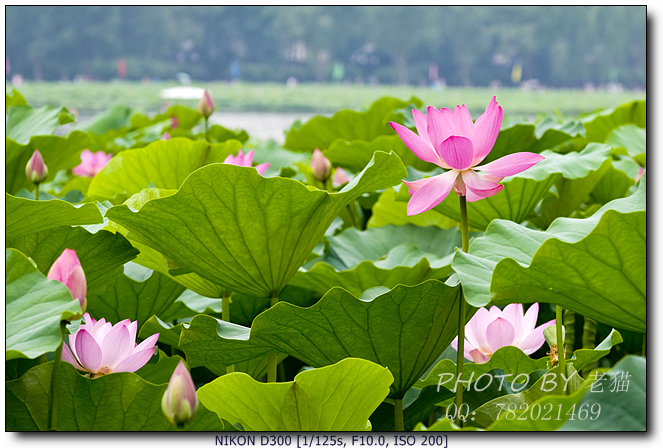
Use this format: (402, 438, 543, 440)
(394, 398, 405, 432)
(34, 183, 40, 201)
(454, 196, 470, 426)
(204, 117, 209, 141)
(267, 291, 279, 382)
(222, 291, 235, 374)
(49, 320, 67, 430)
(581, 317, 597, 377)
(556, 305, 566, 394)
(563, 309, 576, 352)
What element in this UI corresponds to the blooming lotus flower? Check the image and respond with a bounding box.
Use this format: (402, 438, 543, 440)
(390, 97, 544, 215)
(47, 249, 87, 312)
(224, 149, 270, 175)
(72, 149, 113, 178)
(451, 303, 556, 364)
(333, 167, 351, 187)
(198, 89, 214, 118)
(62, 313, 159, 376)
(25, 149, 49, 183)
(311, 148, 332, 181)
(162, 360, 198, 426)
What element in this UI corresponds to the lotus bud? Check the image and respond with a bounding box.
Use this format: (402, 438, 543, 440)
(333, 167, 350, 187)
(635, 167, 645, 183)
(543, 324, 565, 349)
(162, 360, 198, 427)
(162, 132, 171, 140)
(197, 90, 215, 118)
(47, 249, 87, 312)
(25, 149, 48, 184)
(311, 149, 332, 181)
(171, 115, 179, 129)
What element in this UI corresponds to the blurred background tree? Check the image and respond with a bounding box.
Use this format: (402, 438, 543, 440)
(6, 5, 646, 88)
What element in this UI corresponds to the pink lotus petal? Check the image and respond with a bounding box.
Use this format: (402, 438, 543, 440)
(390, 121, 441, 166)
(461, 169, 501, 192)
(112, 347, 157, 373)
(412, 109, 431, 146)
(465, 308, 495, 354)
(134, 333, 160, 353)
(333, 167, 350, 186)
(406, 170, 459, 216)
(255, 163, 270, 176)
(126, 320, 138, 343)
(518, 319, 556, 355)
(451, 335, 480, 362)
(403, 177, 434, 196)
(453, 104, 474, 140)
(437, 136, 474, 170)
(99, 324, 133, 372)
(501, 303, 525, 343)
(635, 167, 645, 183)
(243, 150, 255, 167)
(62, 341, 86, 371)
(426, 106, 455, 155)
(475, 152, 544, 178)
(465, 182, 503, 202)
(468, 348, 490, 364)
(522, 303, 540, 334)
(75, 329, 103, 373)
(471, 105, 503, 166)
(485, 317, 516, 353)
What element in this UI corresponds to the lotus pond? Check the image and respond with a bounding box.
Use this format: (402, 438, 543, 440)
(5, 87, 646, 432)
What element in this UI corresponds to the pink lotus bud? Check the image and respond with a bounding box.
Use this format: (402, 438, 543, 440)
(162, 132, 171, 140)
(635, 167, 645, 183)
(197, 90, 215, 118)
(311, 149, 332, 181)
(61, 313, 159, 376)
(333, 167, 350, 187)
(25, 149, 49, 183)
(162, 360, 198, 426)
(171, 116, 179, 129)
(47, 249, 87, 312)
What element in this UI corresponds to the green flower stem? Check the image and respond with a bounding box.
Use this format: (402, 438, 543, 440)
(394, 398, 405, 432)
(49, 320, 68, 430)
(454, 196, 470, 426)
(34, 183, 40, 201)
(642, 333, 646, 357)
(222, 292, 235, 374)
(204, 117, 209, 141)
(556, 305, 566, 395)
(267, 291, 279, 382)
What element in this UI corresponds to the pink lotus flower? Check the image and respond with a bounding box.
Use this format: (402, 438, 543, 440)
(25, 149, 49, 183)
(72, 149, 113, 178)
(47, 249, 86, 312)
(162, 360, 198, 426)
(390, 97, 544, 215)
(198, 89, 215, 118)
(333, 167, 351, 187)
(311, 148, 332, 181)
(62, 313, 159, 376)
(451, 303, 556, 364)
(224, 149, 270, 175)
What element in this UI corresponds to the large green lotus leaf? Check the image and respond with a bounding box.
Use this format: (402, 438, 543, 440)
(246, 139, 309, 178)
(367, 186, 457, 229)
(7, 226, 140, 297)
(581, 100, 646, 143)
(429, 144, 612, 230)
(605, 124, 646, 166)
(324, 134, 436, 172)
(139, 316, 185, 348)
(283, 97, 418, 152)
(561, 355, 645, 431)
(452, 176, 646, 332)
(86, 137, 242, 201)
(417, 345, 550, 390)
(198, 357, 393, 431)
(106, 151, 407, 297)
(6, 88, 28, 110)
(205, 354, 289, 382)
(567, 329, 623, 373)
(289, 224, 461, 296)
(6, 249, 82, 360)
(6, 194, 103, 240)
(86, 263, 186, 329)
(6, 104, 76, 145)
(82, 104, 134, 136)
(371, 385, 455, 432)
(5, 361, 227, 431)
(181, 280, 469, 398)
(130, 104, 202, 131)
(590, 161, 635, 205)
(5, 131, 103, 194)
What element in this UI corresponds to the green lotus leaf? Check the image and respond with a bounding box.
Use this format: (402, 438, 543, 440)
(567, 329, 623, 373)
(181, 280, 470, 398)
(86, 137, 242, 201)
(605, 124, 646, 166)
(6, 104, 75, 145)
(581, 100, 646, 143)
(561, 355, 645, 431)
(367, 186, 457, 229)
(6, 249, 82, 360)
(105, 150, 407, 297)
(290, 224, 462, 296)
(452, 175, 646, 332)
(6, 88, 28, 110)
(198, 358, 393, 431)
(5, 361, 227, 431)
(6, 193, 103, 240)
(371, 385, 455, 431)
